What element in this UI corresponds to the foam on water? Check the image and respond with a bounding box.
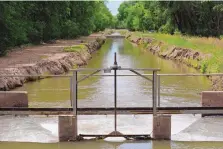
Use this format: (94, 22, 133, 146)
(104, 137, 126, 142)
(172, 116, 223, 141)
(1, 114, 223, 142)
(40, 123, 58, 136)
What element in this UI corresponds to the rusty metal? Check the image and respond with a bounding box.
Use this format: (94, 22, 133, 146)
(79, 134, 151, 140)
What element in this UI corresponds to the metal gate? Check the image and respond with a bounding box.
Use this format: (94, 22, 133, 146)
(70, 52, 160, 139)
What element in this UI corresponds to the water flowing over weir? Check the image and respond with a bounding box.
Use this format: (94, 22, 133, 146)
(2, 37, 223, 148)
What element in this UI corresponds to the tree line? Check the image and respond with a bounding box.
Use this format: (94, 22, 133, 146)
(0, 1, 115, 56)
(116, 1, 223, 37)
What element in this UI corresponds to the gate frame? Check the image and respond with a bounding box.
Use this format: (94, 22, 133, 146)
(70, 52, 160, 138)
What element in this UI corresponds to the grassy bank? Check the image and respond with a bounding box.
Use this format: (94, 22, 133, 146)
(128, 31, 223, 73)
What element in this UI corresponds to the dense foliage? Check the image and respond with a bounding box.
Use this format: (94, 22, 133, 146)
(117, 1, 223, 37)
(0, 1, 114, 56)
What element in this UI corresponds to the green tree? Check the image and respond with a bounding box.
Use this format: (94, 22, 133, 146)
(0, 1, 114, 56)
(117, 1, 223, 37)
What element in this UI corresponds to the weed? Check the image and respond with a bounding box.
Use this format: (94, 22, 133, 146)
(131, 32, 223, 73)
(63, 45, 86, 52)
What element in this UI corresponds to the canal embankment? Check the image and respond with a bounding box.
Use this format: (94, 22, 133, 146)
(123, 31, 223, 90)
(0, 31, 113, 91)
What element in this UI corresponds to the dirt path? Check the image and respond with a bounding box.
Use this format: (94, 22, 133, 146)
(0, 34, 103, 68)
(0, 32, 107, 91)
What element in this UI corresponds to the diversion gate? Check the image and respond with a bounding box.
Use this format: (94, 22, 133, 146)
(70, 52, 160, 140)
(1, 53, 223, 141)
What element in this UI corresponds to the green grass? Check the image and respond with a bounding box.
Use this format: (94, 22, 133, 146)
(40, 55, 49, 60)
(131, 31, 223, 73)
(63, 44, 86, 52)
(134, 32, 222, 53)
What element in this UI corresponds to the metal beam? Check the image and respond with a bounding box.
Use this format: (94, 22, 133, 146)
(129, 70, 152, 82)
(70, 68, 106, 72)
(72, 71, 77, 115)
(1, 107, 223, 115)
(79, 134, 151, 139)
(0, 75, 72, 77)
(152, 71, 157, 116)
(113, 52, 118, 132)
(76, 73, 223, 77)
(120, 68, 160, 71)
(1, 73, 223, 78)
(157, 75, 160, 107)
(77, 70, 101, 83)
(70, 77, 73, 106)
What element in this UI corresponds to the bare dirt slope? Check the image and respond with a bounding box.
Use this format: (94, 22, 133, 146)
(0, 37, 96, 68)
(0, 33, 106, 91)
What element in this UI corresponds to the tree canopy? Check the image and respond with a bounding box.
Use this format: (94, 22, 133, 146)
(117, 1, 223, 37)
(0, 1, 114, 56)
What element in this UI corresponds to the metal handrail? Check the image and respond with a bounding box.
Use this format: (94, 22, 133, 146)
(0, 75, 72, 77)
(1, 73, 223, 77)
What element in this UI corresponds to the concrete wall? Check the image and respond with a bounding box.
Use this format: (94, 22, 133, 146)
(202, 91, 223, 107)
(201, 91, 223, 116)
(58, 116, 77, 142)
(0, 91, 28, 107)
(153, 115, 171, 140)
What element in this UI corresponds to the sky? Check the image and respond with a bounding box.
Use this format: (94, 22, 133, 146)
(106, 0, 125, 16)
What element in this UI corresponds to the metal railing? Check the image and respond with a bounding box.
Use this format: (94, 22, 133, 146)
(1, 53, 223, 136)
(68, 52, 160, 134)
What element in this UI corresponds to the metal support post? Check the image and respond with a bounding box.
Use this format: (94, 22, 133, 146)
(114, 68, 117, 131)
(70, 77, 73, 106)
(157, 75, 160, 107)
(152, 71, 157, 116)
(114, 52, 118, 132)
(72, 71, 77, 115)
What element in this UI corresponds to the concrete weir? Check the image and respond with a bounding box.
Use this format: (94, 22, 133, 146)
(58, 116, 78, 142)
(202, 91, 223, 107)
(0, 91, 28, 107)
(153, 115, 171, 140)
(1, 54, 223, 142)
(202, 91, 223, 117)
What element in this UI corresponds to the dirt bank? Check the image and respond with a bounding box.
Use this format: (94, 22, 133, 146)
(126, 33, 222, 90)
(0, 36, 106, 91)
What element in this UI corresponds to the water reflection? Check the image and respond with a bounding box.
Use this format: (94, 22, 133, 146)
(2, 141, 223, 149)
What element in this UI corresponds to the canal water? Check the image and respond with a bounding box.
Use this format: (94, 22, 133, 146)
(1, 37, 223, 148)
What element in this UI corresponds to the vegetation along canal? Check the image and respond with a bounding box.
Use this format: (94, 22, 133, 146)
(1, 37, 223, 148)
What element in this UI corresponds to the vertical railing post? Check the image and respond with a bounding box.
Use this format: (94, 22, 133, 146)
(70, 76, 73, 107)
(114, 52, 118, 132)
(72, 71, 77, 115)
(152, 71, 157, 116)
(114, 68, 117, 132)
(157, 75, 160, 107)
